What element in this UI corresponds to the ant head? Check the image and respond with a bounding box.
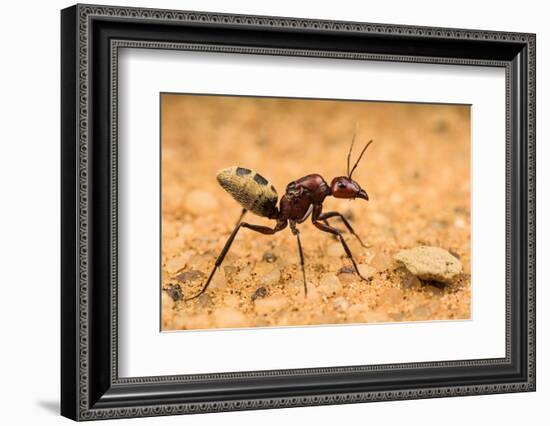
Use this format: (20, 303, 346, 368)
(330, 176, 369, 201)
(331, 130, 373, 201)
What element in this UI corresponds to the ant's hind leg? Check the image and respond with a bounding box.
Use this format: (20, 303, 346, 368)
(184, 219, 287, 301)
(318, 211, 369, 248)
(235, 208, 247, 227)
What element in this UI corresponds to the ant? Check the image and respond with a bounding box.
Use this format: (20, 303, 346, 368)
(185, 134, 373, 301)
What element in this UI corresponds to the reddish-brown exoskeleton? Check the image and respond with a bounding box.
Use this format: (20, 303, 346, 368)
(185, 135, 373, 301)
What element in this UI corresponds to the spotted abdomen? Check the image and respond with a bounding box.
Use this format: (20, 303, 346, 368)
(216, 166, 279, 218)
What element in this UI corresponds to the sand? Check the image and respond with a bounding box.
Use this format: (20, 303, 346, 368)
(160, 95, 471, 331)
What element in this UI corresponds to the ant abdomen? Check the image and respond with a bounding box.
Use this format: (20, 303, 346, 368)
(216, 166, 279, 218)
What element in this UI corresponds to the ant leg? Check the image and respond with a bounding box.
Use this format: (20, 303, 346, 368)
(184, 219, 287, 301)
(312, 219, 369, 282)
(295, 205, 313, 224)
(322, 219, 343, 237)
(318, 211, 369, 248)
(235, 208, 247, 227)
(290, 221, 307, 296)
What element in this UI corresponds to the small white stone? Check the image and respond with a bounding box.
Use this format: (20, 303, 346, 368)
(260, 267, 281, 286)
(318, 274, 342, 296)
(210, 268, 227, 290)
(370, 251, 394, 271)
(394, 246, 463, 284)
(164, 250, 194, 274)
(333, 297, 349, 312)
(357, 264, 376, 278)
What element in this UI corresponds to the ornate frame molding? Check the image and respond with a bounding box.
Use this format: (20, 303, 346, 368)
(61, 4, 535, 421)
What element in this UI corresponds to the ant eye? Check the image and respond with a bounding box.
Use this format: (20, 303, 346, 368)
(338, 182, 346, 189)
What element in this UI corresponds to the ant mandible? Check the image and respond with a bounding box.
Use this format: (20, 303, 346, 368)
(185, 134, 373, 301)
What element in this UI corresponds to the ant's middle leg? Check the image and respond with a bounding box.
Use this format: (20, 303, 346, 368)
(312, 219, 369, 282)
(185, 219, 288, 301)
(318, 211, 369, 248)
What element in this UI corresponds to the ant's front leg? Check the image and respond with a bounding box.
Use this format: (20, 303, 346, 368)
(289, 221, 308, 297)
(184, 219, 288, 301)
(312, 205, 369, 282)
(318, 211, 369, 248)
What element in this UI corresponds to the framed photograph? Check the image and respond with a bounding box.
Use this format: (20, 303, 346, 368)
(61, 4, 536, 421)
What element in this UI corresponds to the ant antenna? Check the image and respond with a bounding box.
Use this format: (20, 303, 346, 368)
(349, 139, 373, 179)
(347, 126, 373, 179)
(346, 127, 357, 178)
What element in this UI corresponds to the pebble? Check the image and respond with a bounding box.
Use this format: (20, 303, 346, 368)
(254, 295, 288, 315)
(213, 308, 248, 328)
(163, 283, 183, 301)
(362, 249, 376, 264)
(161, 292, 175, 311)
(164, 250, 194, 274)
(318, 274, 342, 296)
(223, 265, 239, 282)
(412, 303, 433, 318)
(254, 261, 274, 276)
(260, 267, 281, 286)
(188, 253, 213, 271)
(398, 267, 422, 290)
(337, 272, 356, 285)
(347, 303, 370, 318)
(333, 297, 349, 312)
(424, 283, 445, 296)
(394, 246, 462, 284)
(223, 294, 241, 308)
(370, 251, 394, 271)
(304, 285, 322, 303)
(210, 269, 227, 290)
(327, 243, 345, 257)
(236, 265, 253, 283)
(197, 293, 213, 307)
(357, 264, 376, 278)
(290, 281, 316, 300)
(325, 256, 342, 271)
(183, 189, 219, 215)
(175, 270, 205, 283)
(338, 266, 354, 274)
(382, 287, 403, 305)
(251, 287, 268, 301)
(262, 252, 277, 263)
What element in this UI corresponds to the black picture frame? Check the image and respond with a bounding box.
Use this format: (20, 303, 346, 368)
(61, 4, 536, 421)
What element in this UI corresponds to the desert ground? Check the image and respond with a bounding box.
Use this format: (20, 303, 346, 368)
(160, 94, 471, 331)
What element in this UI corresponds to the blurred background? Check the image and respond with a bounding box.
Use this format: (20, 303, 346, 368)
(161, 94, 471, 330)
